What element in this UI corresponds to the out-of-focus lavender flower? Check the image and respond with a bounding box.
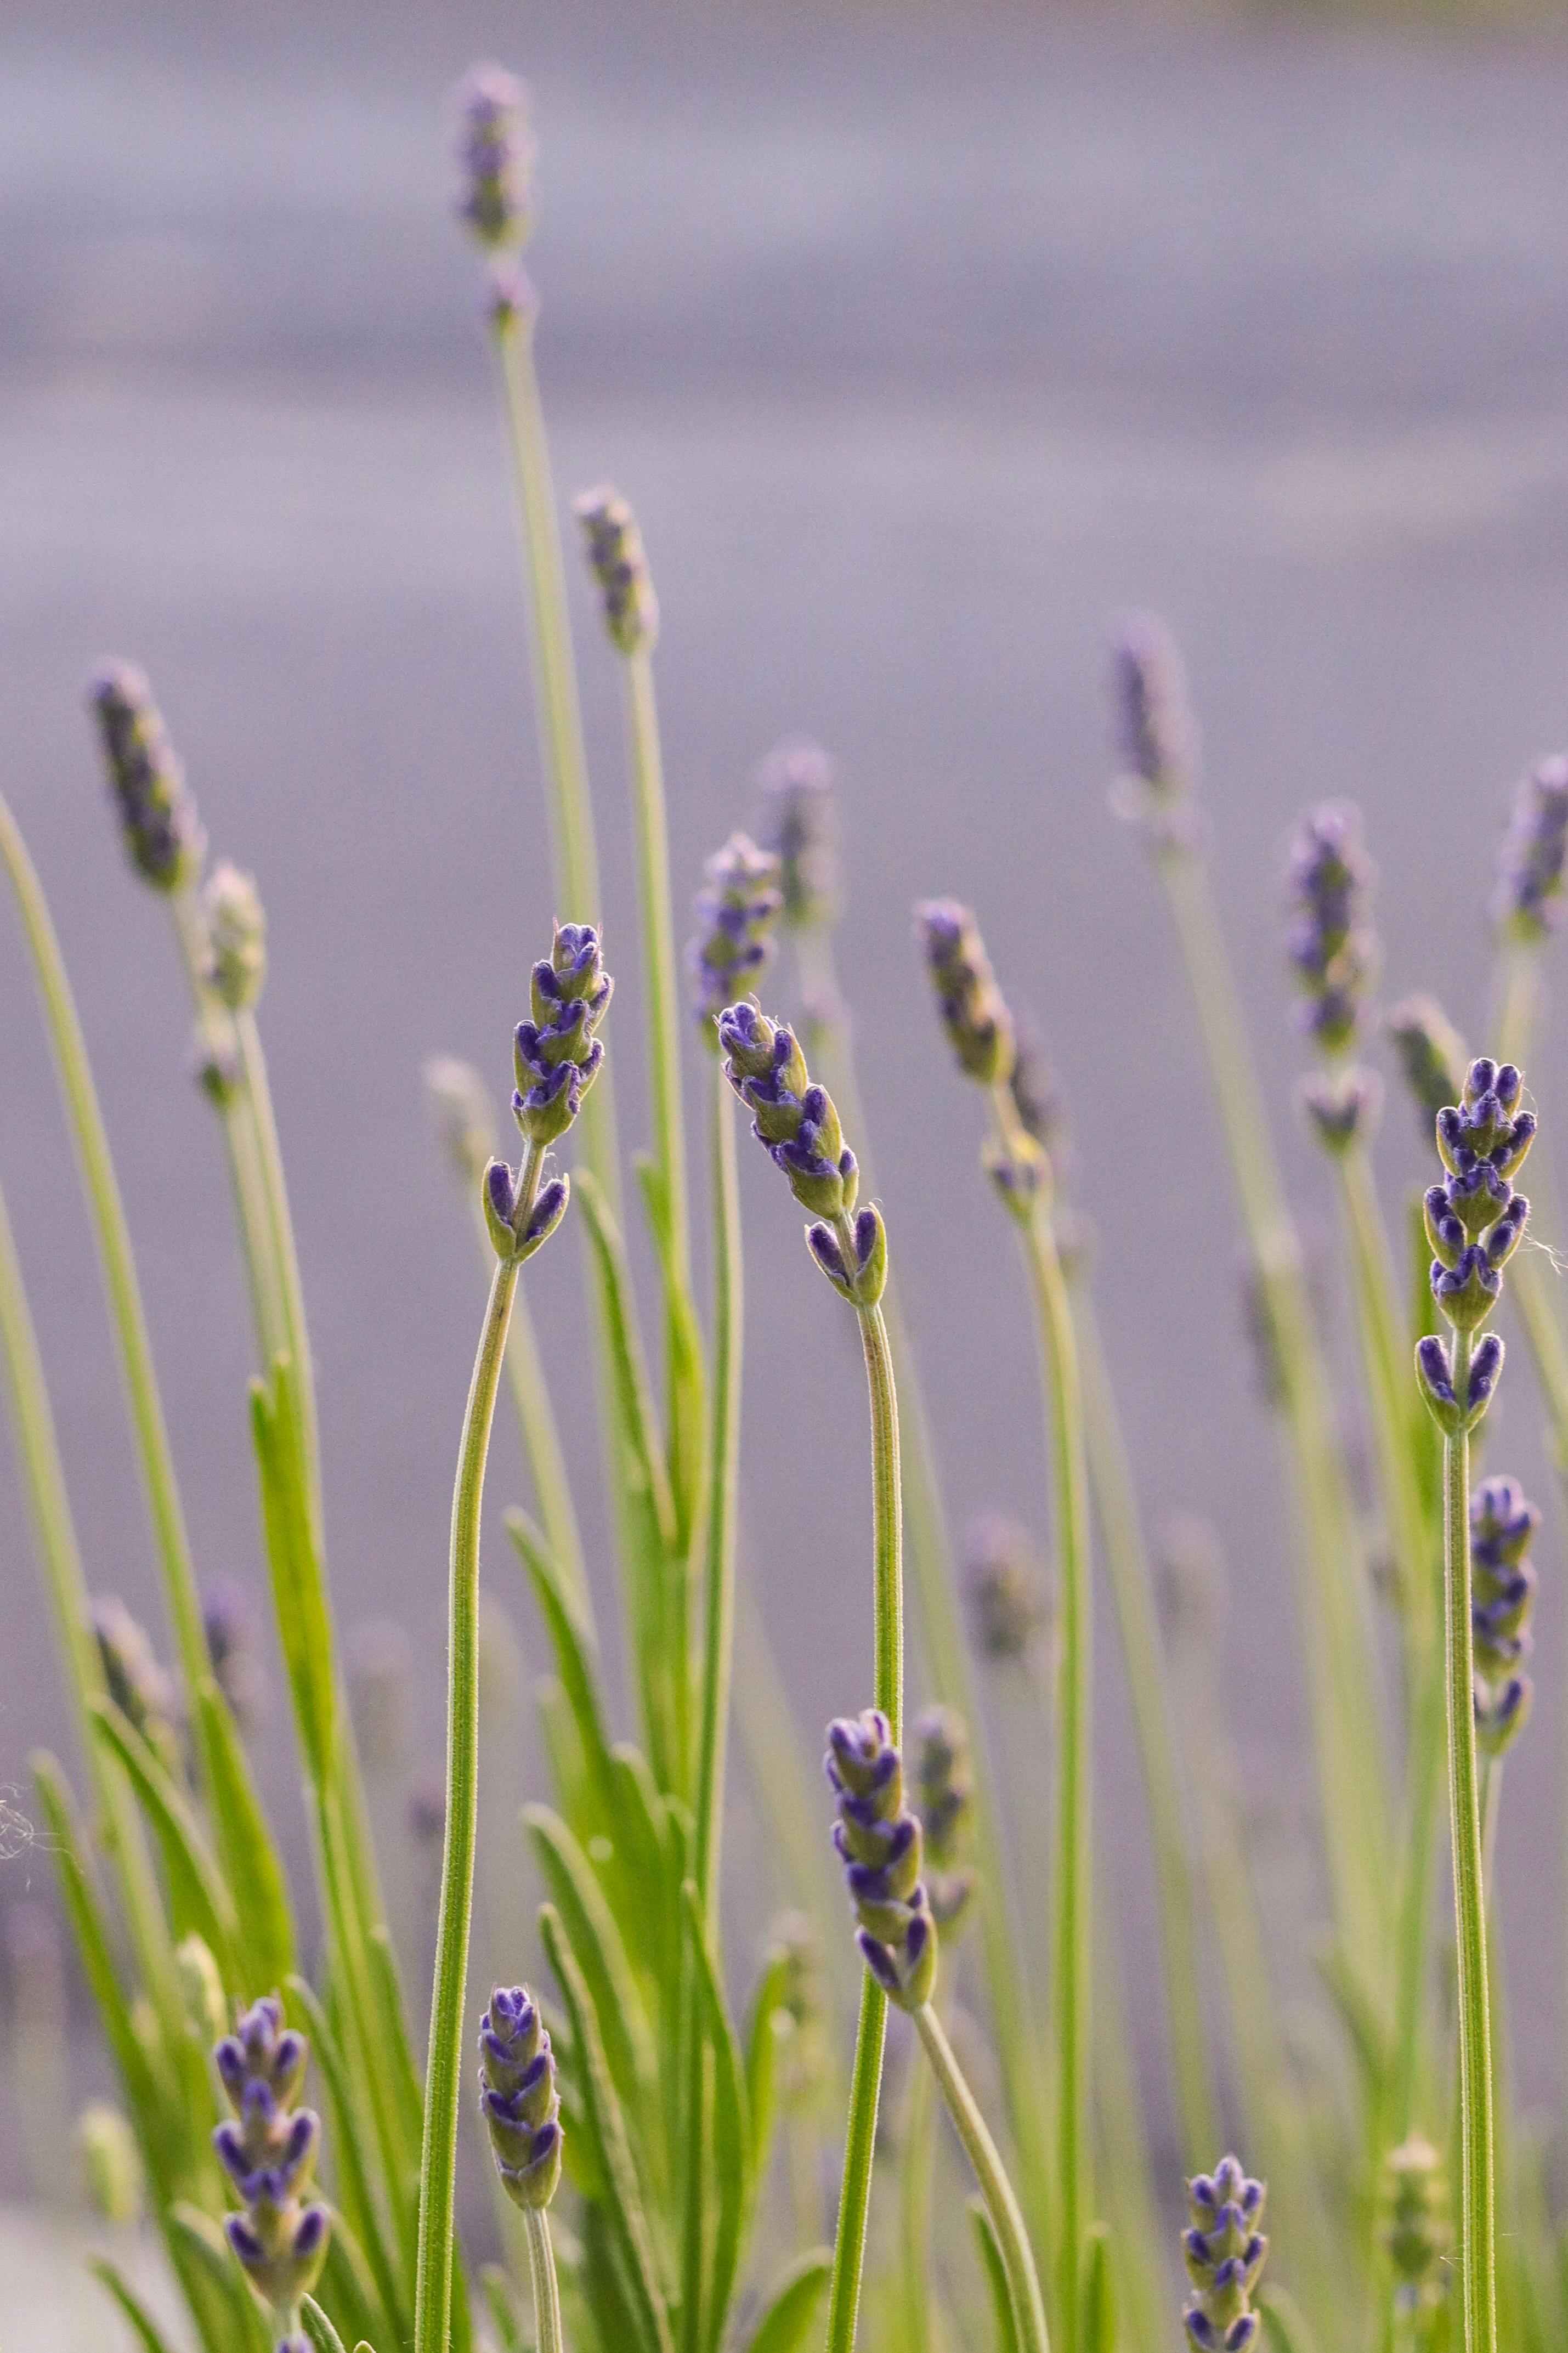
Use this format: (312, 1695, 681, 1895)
(1286, 804, 1376, 1059)
(200, 861, 267, 1011)
(87, 661, 206, 893)
(965, 1514, 1049, 1667)
(477, 1985, 562, 2209)
(424, 1055, 498, 1186)
(1417, 1056, 1533, 1434)
(1008, 1016, 1066, 1162)
(1181, 2154, 1267, 2350)
(203, 1577, 268, 1731)
(574, 485, 659, 656)
(688, 833, 783, 1036)
(1299, 1067, 1382, 1156)
(826, 1711, 937, 2011)
(914, 899, 1015, 1087)
(766, 1911, 828, 2112)
(407, 1769, 448, 1849)
(718, 1000, 886, 1303)
(455, 65, 534, 254)
(94, 1596, 183, 1778)
(912, 1706, 977, 1937)
(213, 1999, 329, 2327)
(1471, 1474, 1538, 1758)
(1108, 613, 1199, 847)
(1385, 994, 1467, 1133)
(1493, 754, 1568, 946)
(1382, 2135, 1448, 2319)
(758, 737, 839, 930)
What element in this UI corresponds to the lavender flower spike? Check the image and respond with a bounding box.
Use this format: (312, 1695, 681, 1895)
(1107, 612, 1199, 848)
(478, 1985, 562, 2210)
(574, 485, 659, 657)
(1286, 803, 1375, 1059)
(966, 1513, 1049, 1667)
(201, 860, 267, 1011)
(1493, 753, 1568, 946)
(1471, 1474, 1539, 1758)
(826, 1711, 937, 2011)
(688, 832, 782, 1037)
(758, 736, 839, 930)
(718, 998, 886, 1304)
(486, 923, 613, 1260)
(913, 1705, 978, 1936)
(1181, 2154, 1268, 2350)
(915, 900, 1015, 1087)
(1386, 993, 1467, 1132)
(455, 65, 534, 254)
(94, 1595, 183, 1779)
(87, 660, 206, 892)
(1416, 1056, 1533, 1433)
(213, 1998, 329, 2327)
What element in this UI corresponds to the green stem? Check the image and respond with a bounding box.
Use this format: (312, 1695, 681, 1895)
(1073, 1282, 1219, 2162)
(414, 1245, 525, 2353)
(914, 2003, 1051, 2353)
(1443, 1325, 1496, 2353)
(479, 1194, 590, 1614)
(898, 2026, 937, 2353)
(524, 2207, 564, 2353)
(824, 1279, 903, 2353)
(235, 1006, 320, 1495)
(622, 649, 690, 1293)
(490, 308, 619, 1217)
(0, 794, 211, 1743)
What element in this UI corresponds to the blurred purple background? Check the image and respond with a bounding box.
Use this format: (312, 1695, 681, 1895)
(5, 0, 1568, 2192)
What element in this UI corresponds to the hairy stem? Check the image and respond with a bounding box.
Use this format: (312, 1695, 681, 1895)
(415, 1243, 525, 2353)
(1443, 1327, 1496, 2353)
(524, 2207, 564, 2353)
(824, 1276, 903, 2353)
(914, 2003, 1051, 2353)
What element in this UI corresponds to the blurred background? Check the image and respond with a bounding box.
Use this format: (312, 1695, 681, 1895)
(5, 0, 1568, 2293)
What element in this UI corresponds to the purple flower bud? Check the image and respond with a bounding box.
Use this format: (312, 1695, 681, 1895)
(1494, 753, 1568, 944)
(1284, 803, 1376, 1059)
(87, 661, 206, 893)
(915, 898, 1016, 1087)
(1182, 2153, 1267, 2352)
(758, 737, 838, 929)
(688, 832, 783, 1033)
(213, 2001, 329, 2317)
(454, 65, 534, 254)
(477, 1984, 562, 2210)
(575, 485, 659, 656)
(1110, 612, 1197, 795)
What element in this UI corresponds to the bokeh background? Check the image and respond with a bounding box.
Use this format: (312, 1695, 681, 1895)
(5, 0, 1568, 2291)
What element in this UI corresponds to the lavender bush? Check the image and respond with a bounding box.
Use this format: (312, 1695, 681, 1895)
(3, 54, 1568, 2353)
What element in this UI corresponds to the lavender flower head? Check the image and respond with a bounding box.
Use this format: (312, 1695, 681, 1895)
(1416, 1057, 1533, 1434)
(688, 832, 783, 1037)
(455, 65, 534, 254)
(478, 1984, 562, 2210)
(1286, 803, 1376, 1059)
(915, 899, 1015, 1087)
(966, 1513, 1049, 1666)
(200, 861, 267, 1011)
(213, 1998, 329, 2325)
(1494, 754, 1568, 946)
(575, 485, 659, 656)
(486, 923, 612, 1260)
(424, 1055, 497, 1186)
(88, 661, 206, 892)
(912, 1705, 978, 1937)
(94, 1595, 183, 1778)
(759, 736, 838, 930)
(1181, 2154, 1267, 2350)
(1385, 994, 1467, 1133)
(1108, 613, 1198, 847)
(1471, 1474, 1538, 1758)
(826, 1711, 937, 2012)
(718, 999, 885, 1304)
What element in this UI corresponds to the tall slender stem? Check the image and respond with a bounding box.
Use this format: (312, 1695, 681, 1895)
(622, 650, 690, 1293)
(415, 1244, 525, 2353)
(1443, 1327, 1496, 2353)
(524, 2207, 564, 2353)
(913, 2003, 1051, 2353)
(490, 310, 619, 1215)
(824, 1280, 903, 2353)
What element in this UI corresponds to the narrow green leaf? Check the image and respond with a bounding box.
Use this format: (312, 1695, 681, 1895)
(682, 1882, 749, 2353)
(633, 1151, 707, 1548)
(90, 2256, 181, 2353)
(742, 2250, 831, 2353)
(969, 2198, 1021, 2353)
(743, 1947, 793, 2188)
(89, 1696, 241, 1988)
(611, 1741, 683, 2003)
(364, 1921, 426, 2155)
(250, 1356, 337, 1791)
(194, 1678, 295, 1985)
(508, 1511, 620, 1831)
(285, 1975, 407, 2349)
(1260, 2285, 1323, 2353)
(168, 2202, 273, 2353)
(480, 2264, 527, 2353)
(539, 1902, 674, 2353)
(572, 1174, 676, 1554)
(525, 1805, 656, 2113)
(1082, 2222, 1117, 2353)
(302, 2297, 349, 2353)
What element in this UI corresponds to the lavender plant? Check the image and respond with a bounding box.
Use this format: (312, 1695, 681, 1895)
(9, 52, 1568, 2353)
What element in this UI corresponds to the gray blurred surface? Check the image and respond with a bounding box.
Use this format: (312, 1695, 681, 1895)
(5, 0, 1568, 2184)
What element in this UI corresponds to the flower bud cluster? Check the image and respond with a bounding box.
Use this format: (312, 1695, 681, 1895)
(94, 1596, 183, 1779)
(1287, 804, 1375, 1057)
(912, 1705, 977, 1937)
(574, 486, 659, 656)
(455, 65, 534, 254)
(484, 924, 610, 1261)
(1494, 754, 1568, 946)
(213, 1999, 329, 2324)
(1416, 1059, 1533, 1435)
(88, 663, 207, 893)
(1470, 1475, 1538, 1758)
(1385, 994, 1467, 1133)
(688, 833, 782, 1035)
(966, 1514, 1049, 1666)
(760, 737, 837, 930)
(825, 1711, 936, 2012)
(1107, 614, 1199, 847)
(915, 900, 1015, 1086)
(1181, 2154, 1267, 2351)
(478, 1985, 562, 2210)
(718, 1000, 886, 1304)
(1381, 2135, 1449, 2317)
(200, 861, 267, 1011)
